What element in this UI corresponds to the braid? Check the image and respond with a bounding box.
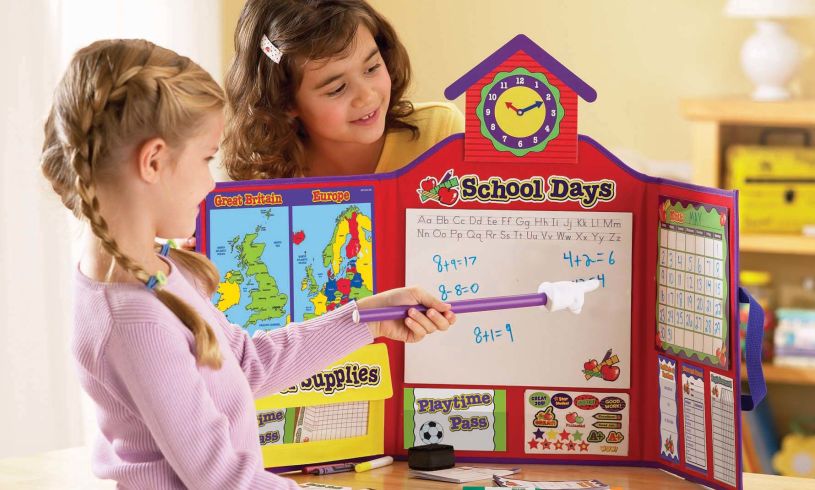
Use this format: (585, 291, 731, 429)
(42, 39, 225, 369)
(71, 151, 152, 284)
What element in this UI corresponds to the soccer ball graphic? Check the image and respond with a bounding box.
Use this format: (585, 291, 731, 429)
(419, 420, 444, 444)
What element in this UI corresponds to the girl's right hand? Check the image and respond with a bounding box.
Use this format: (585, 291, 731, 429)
(356, 286, 456, 343)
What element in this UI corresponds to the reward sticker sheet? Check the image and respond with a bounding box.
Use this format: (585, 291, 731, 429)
(404, 388, 506, 451)
(523, 390, 629, 457)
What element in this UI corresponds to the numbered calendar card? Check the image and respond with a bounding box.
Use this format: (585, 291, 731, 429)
(197, 35, 753, 490)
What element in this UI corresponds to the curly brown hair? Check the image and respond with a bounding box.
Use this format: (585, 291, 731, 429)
(222, 0, 417, 180)
(41, 39, 225, 368)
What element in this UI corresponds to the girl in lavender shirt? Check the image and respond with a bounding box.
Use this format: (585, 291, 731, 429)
(41, 39, 454, 489)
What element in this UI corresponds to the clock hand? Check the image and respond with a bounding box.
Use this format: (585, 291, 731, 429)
(505, 101, 523, 115)
(517, 100, 544, 115)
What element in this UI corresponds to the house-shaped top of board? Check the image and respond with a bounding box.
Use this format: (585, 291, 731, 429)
(445, 34, 596, 164)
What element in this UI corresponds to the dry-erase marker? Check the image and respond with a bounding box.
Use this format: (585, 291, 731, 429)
(302, 462, 355, 475)
(354, 455, 394, 472)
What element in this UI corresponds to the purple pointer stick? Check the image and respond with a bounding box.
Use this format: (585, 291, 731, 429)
(355, 292, 548, 323)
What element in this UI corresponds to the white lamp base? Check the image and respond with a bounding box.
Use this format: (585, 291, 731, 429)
(741, 20, 802, 101)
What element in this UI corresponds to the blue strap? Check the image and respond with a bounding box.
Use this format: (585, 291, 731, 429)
(160, 242, 171, 257)
(739, 286, 766, 411)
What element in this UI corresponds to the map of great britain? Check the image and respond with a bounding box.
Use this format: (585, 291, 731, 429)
(209, 203, 373, 335)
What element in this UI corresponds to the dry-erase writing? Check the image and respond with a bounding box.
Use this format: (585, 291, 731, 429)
(473, 324, 515, 344)
(434, 254, 478, 272)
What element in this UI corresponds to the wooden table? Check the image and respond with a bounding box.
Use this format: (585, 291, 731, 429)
(287, 462, 814, 489)
(1, 446, 813, 489)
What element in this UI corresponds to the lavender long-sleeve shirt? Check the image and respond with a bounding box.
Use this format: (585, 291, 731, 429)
(72, 256, 374, 489)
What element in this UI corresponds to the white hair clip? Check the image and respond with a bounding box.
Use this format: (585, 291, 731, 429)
(260, 34, 282, 64)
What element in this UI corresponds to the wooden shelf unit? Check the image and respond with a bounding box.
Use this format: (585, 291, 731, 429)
(682, 97, 815, 451)
(739, 234, 815, 255)
(741, 363, 815, 386)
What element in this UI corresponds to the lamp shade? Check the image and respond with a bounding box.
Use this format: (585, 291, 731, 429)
(725, 0, 815, 18)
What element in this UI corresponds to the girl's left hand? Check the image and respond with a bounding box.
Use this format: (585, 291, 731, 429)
(356, 286, 456, 343)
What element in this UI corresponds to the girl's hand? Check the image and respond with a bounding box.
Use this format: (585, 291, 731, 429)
(356, 286, 456, 343)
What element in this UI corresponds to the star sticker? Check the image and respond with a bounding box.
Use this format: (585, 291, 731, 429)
(547, 429, 558, 440)
(554, 440, 564, 450)
(542, 440, 552, 449)
(559, 429, 571, 441)
(573, 430, 583, 441)
(567, 440, 577, 451)
(533, 428, 545, 439)
(528, 437, 540, 449)
(579, 441, 590, 452)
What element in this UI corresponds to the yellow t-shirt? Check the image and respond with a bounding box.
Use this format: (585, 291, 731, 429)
(375, 101, 464, 173)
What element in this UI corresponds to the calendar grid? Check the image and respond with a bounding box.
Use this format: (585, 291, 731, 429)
(657, 219, 728, 364)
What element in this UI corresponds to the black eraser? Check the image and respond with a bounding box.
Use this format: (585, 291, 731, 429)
(407, 443, 455, 470)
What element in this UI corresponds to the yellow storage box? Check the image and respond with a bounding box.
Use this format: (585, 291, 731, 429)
(727, 145, 815, 233)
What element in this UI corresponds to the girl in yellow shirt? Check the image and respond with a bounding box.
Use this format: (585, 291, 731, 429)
(222, 0, 464, 179)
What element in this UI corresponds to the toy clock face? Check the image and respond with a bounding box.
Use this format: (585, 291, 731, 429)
(476, 67, 564, 156)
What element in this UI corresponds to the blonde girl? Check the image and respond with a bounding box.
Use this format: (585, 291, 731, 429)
(41, 39, 454, 489)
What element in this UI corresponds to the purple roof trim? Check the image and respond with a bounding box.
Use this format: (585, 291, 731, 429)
(444, 34, 597, 102)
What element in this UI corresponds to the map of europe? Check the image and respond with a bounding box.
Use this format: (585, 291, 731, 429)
(293, 204, 374, 321)
(208, 203, 374, 335)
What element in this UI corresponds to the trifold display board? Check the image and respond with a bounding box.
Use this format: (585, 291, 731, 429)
(197, 35, 765, 490)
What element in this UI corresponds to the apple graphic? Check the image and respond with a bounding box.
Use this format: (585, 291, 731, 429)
(437, 187, 459, 205)
(583, 359, 598, 372)
(566, 412, 577, 424)
(420, 177, 437, 192)
(600, 364, 621, 382)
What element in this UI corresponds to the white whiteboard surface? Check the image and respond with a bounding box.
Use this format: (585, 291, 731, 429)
(404, 209, 632, 388)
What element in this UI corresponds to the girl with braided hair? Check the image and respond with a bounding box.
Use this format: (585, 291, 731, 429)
(41, 39, 455, 489)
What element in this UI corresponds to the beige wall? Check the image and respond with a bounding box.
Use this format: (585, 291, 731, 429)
(221, 0, 815, 177)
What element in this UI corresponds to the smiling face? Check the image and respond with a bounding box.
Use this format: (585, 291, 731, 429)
(292, 24, 392, 149)
(156, 111, 223, 239)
